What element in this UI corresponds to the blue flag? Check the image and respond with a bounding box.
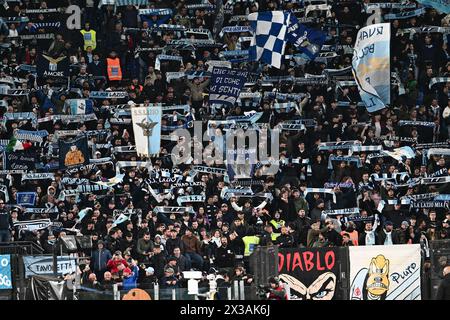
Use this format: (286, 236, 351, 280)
(41, 96, 55, 112)
(248, 11, 290, 68)
(352, 23, 391, 113)
(68, 99, 94, 115)
(286, 15, 326, 60)
(209, 67, 248, 106)
(416, 0, 450, 14)
(17, 192, 37, 207)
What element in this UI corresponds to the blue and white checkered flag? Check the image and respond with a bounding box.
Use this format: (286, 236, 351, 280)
(248, 11, 290, 69)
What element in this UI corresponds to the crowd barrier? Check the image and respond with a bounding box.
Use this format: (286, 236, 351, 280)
(0, 241, 449, 300)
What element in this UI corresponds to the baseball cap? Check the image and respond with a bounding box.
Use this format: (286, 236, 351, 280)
(123, 267, 132, 274)
(385, 221, 393, 226)
(165, 267, 174, 274)
(145, 267, 155, 274)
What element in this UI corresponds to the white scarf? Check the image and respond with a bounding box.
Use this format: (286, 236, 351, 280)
(365, 230, 376, 245)
(211, 237, 221, 247)
(384, 230, 393, 245)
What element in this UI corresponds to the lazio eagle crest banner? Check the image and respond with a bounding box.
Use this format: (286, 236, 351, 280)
(37, 54, 69, 77)
(131, 106, 162, 156)
(352, 23, 390, 113)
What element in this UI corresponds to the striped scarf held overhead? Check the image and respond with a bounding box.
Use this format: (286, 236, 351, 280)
(427, 148, 450, 158)
(14, 130, 48, 143)
(323, 207, 359, 216)
(384, 7, 426, 20)
(398, 120, 435, 127)
(115, 161, 153, 175)
(272, 102, 297, 113)
(420, 176, 450, 185)
(14, 219, 52, 232)
(429, 168, 448, 178)
(328, 155, 362, 169)
(264, 92, 306, 101)
(30, 22, 61, 31)
(349, 145, 383, 154)
(58, 184, 110, 200)
(116, 0, 148, 6)
(429, 77, 450, 89)
(304, 188, 336, 203)
(21, 173, 55, 182)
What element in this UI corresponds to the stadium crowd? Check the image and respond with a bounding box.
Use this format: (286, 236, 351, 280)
(0, 0, 449, 293)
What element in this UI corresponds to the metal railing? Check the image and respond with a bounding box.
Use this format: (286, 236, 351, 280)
(0, 242, 44, 255)
(74, 281, 259, 301)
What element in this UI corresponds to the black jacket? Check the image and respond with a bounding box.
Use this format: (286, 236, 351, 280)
(294, 217, 311, 246)
(392, 228, 409, 244)
(324, 229, 342, 246)
(0, 210, 11, 230)
(436, 274, 450, 300)
(150, 253, 167, 279)
(276, 234, 294, 248)
(165, 237, 184, 256)
(215, 245, 235, 268)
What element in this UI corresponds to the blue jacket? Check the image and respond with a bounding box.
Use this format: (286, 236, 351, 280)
(91, 248, 112, 271)
(122, 265, 139, 291)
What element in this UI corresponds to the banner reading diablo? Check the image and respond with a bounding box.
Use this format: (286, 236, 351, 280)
(278, 248, 343, 300)
(352, 23, 390, 113)
(349, 244, 421, 300)
(209, 67, 248, 106)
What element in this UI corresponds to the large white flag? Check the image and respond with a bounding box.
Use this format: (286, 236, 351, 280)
(352, 23, 390, 113)
(131, 106, 162, 157)
(349, 244, 421, 300)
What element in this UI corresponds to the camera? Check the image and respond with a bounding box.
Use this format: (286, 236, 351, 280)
(256, 284, 271, 299)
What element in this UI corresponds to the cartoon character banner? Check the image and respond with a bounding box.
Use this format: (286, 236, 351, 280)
(349, 244, 421, 300)
(278, 248, 343, 300)
(58, 136, 90, 169)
